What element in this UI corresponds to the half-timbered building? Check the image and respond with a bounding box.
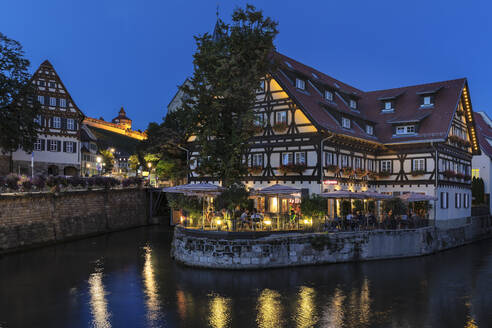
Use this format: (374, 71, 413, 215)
(169, 52, 480, 225)
(472, 111, 492, 212)
(11, 60, 84, 176)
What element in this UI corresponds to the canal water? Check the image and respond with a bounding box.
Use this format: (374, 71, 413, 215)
(0, 226, 491, 328)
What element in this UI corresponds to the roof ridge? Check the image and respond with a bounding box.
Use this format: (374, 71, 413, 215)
(366, 78, 466, 94)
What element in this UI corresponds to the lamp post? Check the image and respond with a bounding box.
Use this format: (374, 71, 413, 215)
(96, 156, 102, 175)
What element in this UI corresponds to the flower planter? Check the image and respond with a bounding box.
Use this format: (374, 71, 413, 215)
(411, 170, 426, 177)
(272, 122, 288, 132)
(443, 170, 456, 179)
(342, 167, 354, 176)
(326, 165, 339, 173)
(248, 166, 263, 174)
(378, 171, 391, 178)
(279, 164, 306, 174)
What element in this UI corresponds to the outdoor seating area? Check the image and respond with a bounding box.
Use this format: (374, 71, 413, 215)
(164, 184, 435, 233)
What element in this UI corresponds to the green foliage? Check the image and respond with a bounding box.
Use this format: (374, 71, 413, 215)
(99, 149, 115, 174)
(383, 198, 408, 216)
(182, 4, 278, 186)
(472, 177, 485, 204)
(301, 194, 327, 218)
(215, 183, 250, 211)
(412, 201, 432, 213)
(341, 200, 351, 217)
(353, 199, 364, 213)
(129, 154, 140, 172)
(166, 193, 202, 218)
(367, 200, 376, 213)
(0, 33, 40, 159)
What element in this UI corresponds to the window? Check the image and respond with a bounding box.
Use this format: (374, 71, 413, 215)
(294, 152, 306, 165)
(464, 194, 470, 208)
(366, 125, 373, 135)
(349, 99, 357, 109)
(384, 101, 393, 110)
(252, 154, 263, 167)
(342, 117, 351, 129)
(367, 159, 374, 171)
(67, 118, 75, 130)
(354, 157, 361, 169)
(34, 115, 42, 125)
(455, 193, 461, 208)
(276, 111, 287, 123)
(413, 159, 425, 171)
(49, 81, 56, 88)
(259, 80, 265, 91)
(282, 153, 293, 165)
(296, 78, 305, 90)
(49, 140, 58, 152)
(381, 160, 391, 172)
(340, 154, 348, 168)
(50, 97, 56, 106)
(423, 96, 431, 105)
(38, 80, 46, 87)
(53, 117, 61, 128)
(396, 125, 416, 135)
(325, 90, 333, 101)
(441, 192, 448, 209)
(325, 152, 334, 165)
(59, 98, 66, 108)
(66, 142, 73, 153)
(472, 168, 479, 178)
(37, 95, 44, 105)
(34, 139, 42, 151)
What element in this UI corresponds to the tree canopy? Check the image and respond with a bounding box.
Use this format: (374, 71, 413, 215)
(181, 4, 278, 186)
(0, 32, 40, 159)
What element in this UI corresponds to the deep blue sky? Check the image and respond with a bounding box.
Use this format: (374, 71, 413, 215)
(2, 0, 491, 130)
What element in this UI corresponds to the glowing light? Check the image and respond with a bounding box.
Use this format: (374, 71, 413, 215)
(216, 219, 222, 226)
(296, 286, 318, 328)
(320, 288, 345, 327)
(142, 245, 161, 325)
(208, 295, 231, 328)
(88, 264, 112, 328)
(256, 289, 283, 328)
(264, 220, 272, 225)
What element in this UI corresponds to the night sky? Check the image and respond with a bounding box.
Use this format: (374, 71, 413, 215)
(2, 0, 491, 130)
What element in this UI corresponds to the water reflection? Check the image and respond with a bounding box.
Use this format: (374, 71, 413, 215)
(88, 261, 111, 328)
(321, 288, 345, 328)
(295, 286, 318, 328)
(208, 294, 232, 328)
(142, 245, 161, 326)
(256, 289, 283, 328)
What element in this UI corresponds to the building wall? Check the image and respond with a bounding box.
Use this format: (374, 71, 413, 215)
(0, 188, 148, 252)
(472, 151, 492, 211)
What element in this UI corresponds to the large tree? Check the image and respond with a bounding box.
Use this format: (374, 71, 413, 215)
(182, 4, 278, 186)
(0, 32, 40, 170)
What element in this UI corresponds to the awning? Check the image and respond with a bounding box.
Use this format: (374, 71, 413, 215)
(254, 184, 301, 196)
(399, 192, 437, 202)
(320, 190, 367, 199)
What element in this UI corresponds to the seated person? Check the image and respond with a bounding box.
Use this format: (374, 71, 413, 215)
(240, 209, 250, 229)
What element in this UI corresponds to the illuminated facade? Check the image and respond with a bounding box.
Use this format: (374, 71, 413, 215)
(472, 111, 492, 211)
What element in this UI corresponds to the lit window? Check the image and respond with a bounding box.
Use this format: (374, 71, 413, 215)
(59, 98, 66, 108)
(282, 153, 293, 165)
(49, 140, 58, 151)
(67, 118, 75, 130)
(349, 99, 357, 109)
(34, 139, 42, 151)
(342, 117, 351, 129)
(325, 90, 333, 101)
(50, 97, 56, 106)
(381, 160, 391, 172)
(37, 95, 44, 105)
(472, 168, 479, 178)
(252, 154, 263, 167)
(53, 116, 61, 128)
(413, 159, 425, 171)
(296, 78, 305, 90)
(384, 101, 392, 110)
(366, 125, 373, 135)
(276, 111, 287, 124)
(294, 152, 306, 165)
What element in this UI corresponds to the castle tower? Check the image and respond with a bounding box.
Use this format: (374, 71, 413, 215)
(112, 107, 132, 130)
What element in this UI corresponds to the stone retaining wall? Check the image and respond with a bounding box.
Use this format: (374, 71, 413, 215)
(0, 188, 148, 252)
(172, 216, 492, 269)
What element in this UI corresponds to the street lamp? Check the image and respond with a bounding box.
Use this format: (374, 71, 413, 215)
(147, 162, 152, 169)
(96, 156, 102, 163)
(110, 148, 115, 153)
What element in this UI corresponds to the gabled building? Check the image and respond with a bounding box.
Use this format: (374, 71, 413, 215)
(80, 124, 98, 176)
(11, 60, 84, 176)
(472, 111, 492, 211)
(176, 52, 480, 226)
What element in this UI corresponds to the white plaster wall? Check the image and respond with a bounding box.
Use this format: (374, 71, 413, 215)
(12, 136, 80, 165)
(472, 151, 492, 211)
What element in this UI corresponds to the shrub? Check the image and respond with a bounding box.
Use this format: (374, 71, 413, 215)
(6, 174, 19, 190)
(122, 178, 131, 187)
(0, 176, 5, 190)
(382, 198, 407, 216)
(32, 175, 46, 190)
(87, 177, 96, 187)
(56, 176, 68, 187)
(301, 194, 327, 218)
(21, 178, 33, 192)
(378, 171, 391, 178)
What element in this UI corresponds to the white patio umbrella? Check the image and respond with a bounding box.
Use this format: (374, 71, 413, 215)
(320, 190, 367, 199)
(361, 190, 392, 200)
(399, 192, 437, 202)
(254, 184, 301, 195)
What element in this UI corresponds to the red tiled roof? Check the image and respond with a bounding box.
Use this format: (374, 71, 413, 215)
(474, 112, 492, 157)
(271, 52, 467, 145)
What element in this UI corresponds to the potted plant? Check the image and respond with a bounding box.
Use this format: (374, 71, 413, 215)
(326, 164, 339, 173)
(248, 165, 263, 174)
(272, 122, 288, 132)
(355, 168, 367, 177)
(291, 163, 307, 174)
(342, 167, 354, 176)
(378, 171, 391, 178)
(448, 135, 461, 145)
(252, 125, 263, 134)
(411, 170, 426, 177)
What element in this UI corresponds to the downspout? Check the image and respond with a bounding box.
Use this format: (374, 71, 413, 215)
(320, 132, 335, 193)
(431, 141, 438, 225)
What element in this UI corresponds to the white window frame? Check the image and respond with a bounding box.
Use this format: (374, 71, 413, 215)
(53, 116, 61, 129)
(49, 140, 57, 152)
(37, 95, 44, 104)
(50, 97, 57, 106)
(296, 78, 305, 90)
(325, 152, 333, 166)
(66, 141, 73, 153)
(49, 81, 56, 88)
(349, 99, 357, 109)
(381, 160, 391, 172)
(367, 159, 374, 171)
(340, 154, 348, 168)
(34, 139, 42, 151)
(59, 98, 66, 108)
(282, 153, 293, 165)
(34, 115, 42, 125)
(276, 111, 287, 124)
(423, 96, 432, 105)
(342, 117, 351, 129)
(366, 125, 373, 135)
(455, 193, 461, 208)
(294, 152, 306, 165)
(354, 157, 361, 169)
(396, 125, 416, 135)
(254, 113, 265, 127)
(384, 101, 392, 110)
(325, 90, 333, 101)
(413, 159, 425, 171)
(67, 118, 75, 130)
(251, 153, 263, 167)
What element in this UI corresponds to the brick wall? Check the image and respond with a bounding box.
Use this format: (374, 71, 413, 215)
(0, 188, 148, 252)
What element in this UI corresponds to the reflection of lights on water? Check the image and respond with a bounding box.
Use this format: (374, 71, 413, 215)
(359, 278, 371, 325)
(296, 286, 318, 328)
(321, 288, 345, 328)
(176, 289, 187, 320)
(88, 265, 111, 328)
(208, 294, 231, 328)
(465, 317, 479, 328)
(143, 245, 161, 326)
(256, 289, 283, 328)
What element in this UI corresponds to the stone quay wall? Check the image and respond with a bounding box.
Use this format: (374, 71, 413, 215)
(0, 188, 148, 253)
(172, 216, 492, 269)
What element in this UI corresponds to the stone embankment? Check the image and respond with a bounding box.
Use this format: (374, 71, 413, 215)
(172, 216, 492, 269)
(0, 188, 149, 253)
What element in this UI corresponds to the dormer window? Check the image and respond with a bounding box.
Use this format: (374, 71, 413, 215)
(342, 117, 351, 129)
(296, 78, 305, 90)
(396, 125, 416, 135)
(349, 99, 357, 109)
(366, 125, 374, 135)
(384, 101, 393, 110)
(420, 95, 434, 107)
(325, 90, 333, 101)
